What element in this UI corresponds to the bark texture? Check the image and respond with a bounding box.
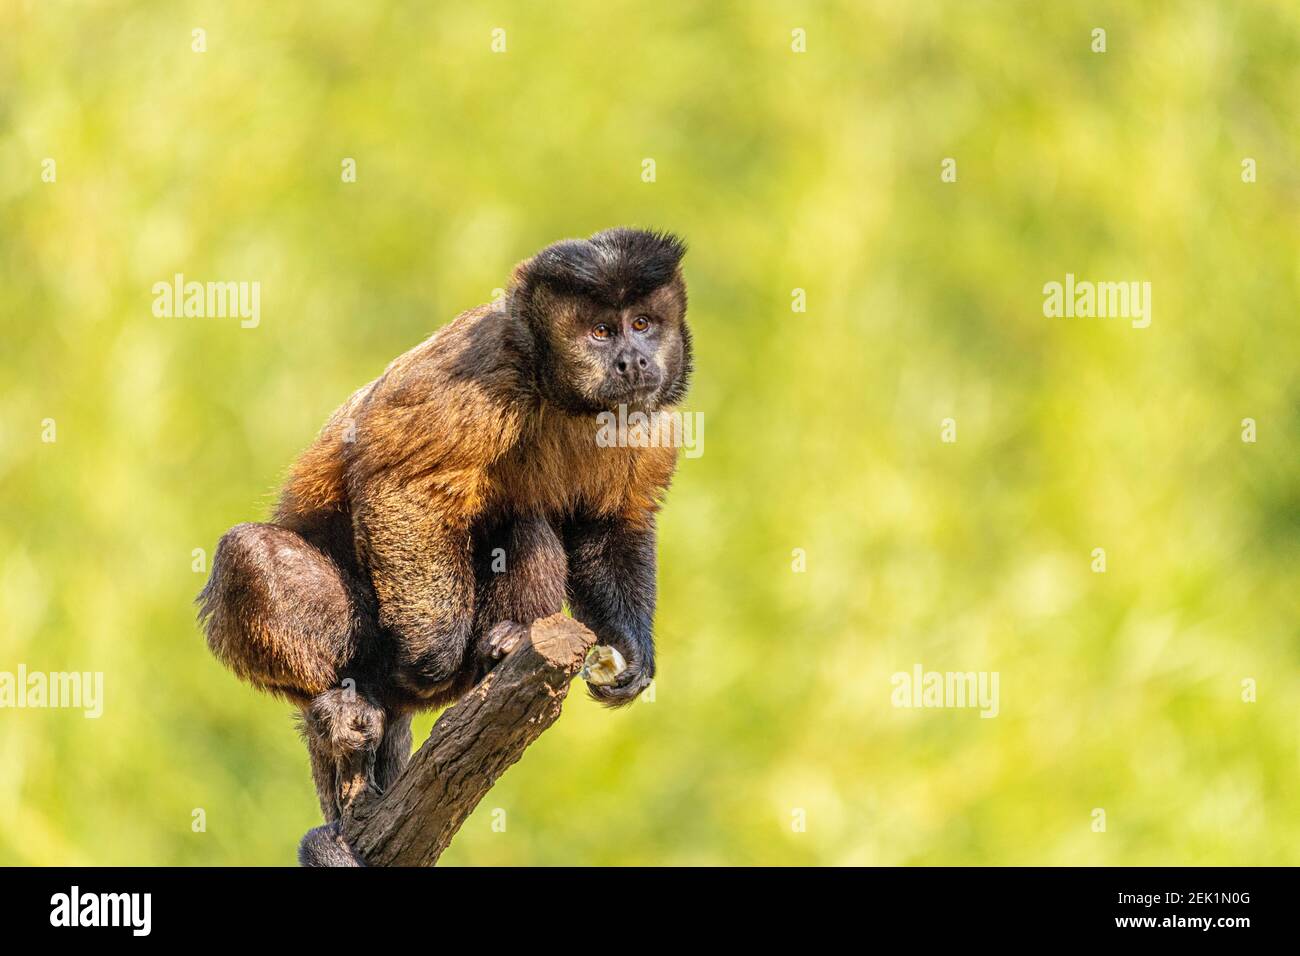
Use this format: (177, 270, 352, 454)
(336, 613, 595, 866)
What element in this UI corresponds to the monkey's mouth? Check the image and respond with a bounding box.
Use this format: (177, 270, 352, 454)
(600, 378, 661, 408)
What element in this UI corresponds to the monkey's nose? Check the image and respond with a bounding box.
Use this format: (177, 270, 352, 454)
(615, 354, 650, 376)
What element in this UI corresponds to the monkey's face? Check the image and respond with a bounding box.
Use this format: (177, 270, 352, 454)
(552, 281, 691, 413)
(513, 228, 692, 414)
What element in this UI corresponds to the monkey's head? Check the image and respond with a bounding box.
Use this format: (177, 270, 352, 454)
(510, 228, 691, 414)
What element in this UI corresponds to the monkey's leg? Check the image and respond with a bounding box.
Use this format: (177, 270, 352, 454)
(470, 514, 568, 676)
(198, 522, 358, 700)
(374, 710, 413, 792)
(300, 689, 387, 821)
(199, 523, 391, 824)
(298, 693, 414, 867)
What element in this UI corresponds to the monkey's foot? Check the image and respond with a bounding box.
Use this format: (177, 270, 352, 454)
(484, 620, 529, 660)
(299, 822, 365, 867)
(308, 687, 385, 759)
(306, 688, 386, 814)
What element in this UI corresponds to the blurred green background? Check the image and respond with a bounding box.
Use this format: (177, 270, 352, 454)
(1, 0, 1297, 866)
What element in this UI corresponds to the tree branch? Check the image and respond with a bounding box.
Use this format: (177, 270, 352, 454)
(327, 613, 596, 866)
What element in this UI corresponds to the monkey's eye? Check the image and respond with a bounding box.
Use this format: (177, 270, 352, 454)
(631, 315, 651, 333)
(591, 323, 613, 341)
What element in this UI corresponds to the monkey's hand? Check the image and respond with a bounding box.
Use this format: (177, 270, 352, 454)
(564, 514, 659, 708)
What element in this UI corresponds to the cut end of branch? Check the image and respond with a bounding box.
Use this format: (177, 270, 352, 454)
(527, 612, 598, 672)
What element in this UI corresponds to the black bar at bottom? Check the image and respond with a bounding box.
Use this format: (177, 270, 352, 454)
(0, 866, 1276, 941)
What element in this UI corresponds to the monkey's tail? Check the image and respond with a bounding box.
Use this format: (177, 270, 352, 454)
(298, 823, 365, 867)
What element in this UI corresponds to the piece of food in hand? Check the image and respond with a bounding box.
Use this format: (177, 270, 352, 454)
(581, 645, 627, 686)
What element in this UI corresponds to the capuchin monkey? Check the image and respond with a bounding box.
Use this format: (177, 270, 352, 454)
(197, 228, 691, 864)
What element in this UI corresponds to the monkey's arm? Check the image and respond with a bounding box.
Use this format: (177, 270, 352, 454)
(563, 512, 658, 706)
(352, 479, 477, 692)
(343, 333, 525, 693)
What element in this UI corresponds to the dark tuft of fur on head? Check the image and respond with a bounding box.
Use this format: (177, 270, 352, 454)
(517, 228, 687, 310)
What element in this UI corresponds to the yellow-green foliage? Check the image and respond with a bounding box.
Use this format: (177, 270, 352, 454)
(0, 1, 1296, 865)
